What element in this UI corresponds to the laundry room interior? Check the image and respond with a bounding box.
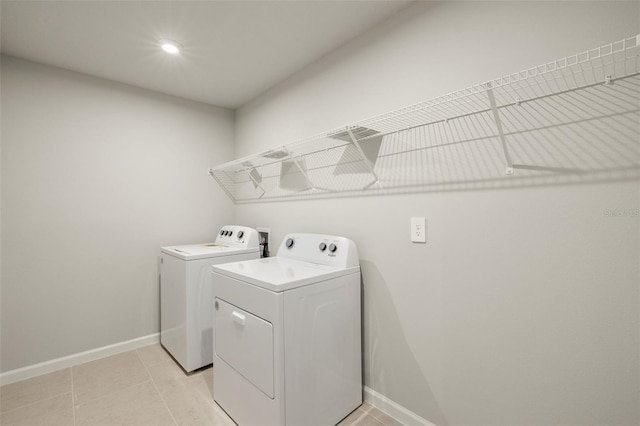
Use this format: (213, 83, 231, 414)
(1, 1, 639, 426)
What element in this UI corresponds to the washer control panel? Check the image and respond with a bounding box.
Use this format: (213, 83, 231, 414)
(216, 226, 259, 249)
(278, 233, 359, 268)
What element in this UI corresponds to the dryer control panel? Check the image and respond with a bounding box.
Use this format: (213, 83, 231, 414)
(277, 233, 359, 268)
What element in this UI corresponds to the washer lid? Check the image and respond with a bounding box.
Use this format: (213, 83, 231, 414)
(211, 257, 360, 292)
(161, 243, 259, 261)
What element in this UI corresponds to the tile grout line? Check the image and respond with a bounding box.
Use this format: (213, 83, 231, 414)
(350, 408, 373, 426)
(0, 390, 73, 416)
(351, 404, 393, 426)
(135, 348, 179, 426)
(71, 352, 155, 408)
(0, 368, 75, 416)
(70, 367, 77, 426)
(361, 403, 401, 426)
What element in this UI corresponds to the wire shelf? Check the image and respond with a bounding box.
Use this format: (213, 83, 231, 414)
(210, 35, 640, 203)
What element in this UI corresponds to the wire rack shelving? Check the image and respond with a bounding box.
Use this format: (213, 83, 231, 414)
(209, 35, 640, 203)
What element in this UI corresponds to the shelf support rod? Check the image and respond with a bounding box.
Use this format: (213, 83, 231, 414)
(486, 82, 514, 175)
(346, 128, 380, 185)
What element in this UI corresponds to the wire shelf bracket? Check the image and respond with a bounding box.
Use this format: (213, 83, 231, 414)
(346, 128, 380, 187)
(486, 82, 515, 175)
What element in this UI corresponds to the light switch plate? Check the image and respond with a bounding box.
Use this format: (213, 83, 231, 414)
(411, 217, 426, 243)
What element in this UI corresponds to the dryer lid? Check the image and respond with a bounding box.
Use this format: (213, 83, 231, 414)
(211, 257, 360, 292)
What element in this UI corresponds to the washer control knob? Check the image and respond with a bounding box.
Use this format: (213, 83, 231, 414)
(286, 238, 294, 248)
(228, 231, 233, 237)
(329, 243, 337, 253)
(237, 231, 244, 239)
(220, 230, 225, 236)
(319, 242, 327, 252)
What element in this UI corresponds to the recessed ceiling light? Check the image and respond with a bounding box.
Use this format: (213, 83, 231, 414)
(159, 39, 182, 55)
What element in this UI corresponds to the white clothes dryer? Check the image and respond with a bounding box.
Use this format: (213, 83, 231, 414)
(160, 225, 259, 372)
(211, 233, 362, 426)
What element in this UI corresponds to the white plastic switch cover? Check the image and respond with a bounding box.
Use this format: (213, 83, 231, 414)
(411, 217, 426, 243)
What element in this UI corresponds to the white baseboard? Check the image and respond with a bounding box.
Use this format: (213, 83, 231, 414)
(364, 385, 437, 426)
(0, 333, 160, 386)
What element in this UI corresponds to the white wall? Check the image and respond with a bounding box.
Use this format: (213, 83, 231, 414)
(0, 56, 235, 372)
(235, 2, 639, 425)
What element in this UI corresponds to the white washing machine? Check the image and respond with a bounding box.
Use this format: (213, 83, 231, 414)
(211, 233, 362, 426)
(160, 225, 259, 372)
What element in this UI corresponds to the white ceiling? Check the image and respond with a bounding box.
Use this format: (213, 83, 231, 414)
(1, 1, 412, 109)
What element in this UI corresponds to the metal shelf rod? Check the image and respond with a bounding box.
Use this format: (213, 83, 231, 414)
(486, 82, 514, 174)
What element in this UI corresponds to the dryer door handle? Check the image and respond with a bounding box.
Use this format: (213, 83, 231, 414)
(232, 311, 246, 326)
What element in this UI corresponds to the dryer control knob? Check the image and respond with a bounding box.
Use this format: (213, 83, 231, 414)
(238, 231, 244, 239)
(228, 231, 233, 237)
(286, 238, 294, 248)
(220, 230, 225, 236)
(329, 243, 337, 253)
(319, 242, 327, 251)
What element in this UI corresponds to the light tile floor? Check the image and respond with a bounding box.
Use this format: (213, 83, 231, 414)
(0, 344, 403, 426)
